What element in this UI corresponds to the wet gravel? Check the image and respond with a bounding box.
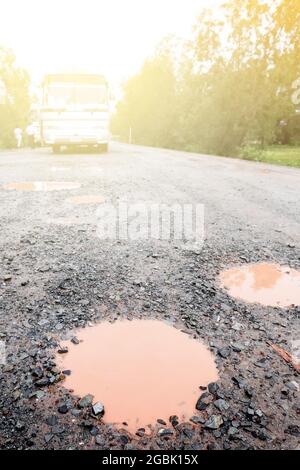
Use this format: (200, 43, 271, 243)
(0, 144, 299, 450)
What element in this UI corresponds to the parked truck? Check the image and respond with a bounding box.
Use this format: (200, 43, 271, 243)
(40, 73, 110, 152)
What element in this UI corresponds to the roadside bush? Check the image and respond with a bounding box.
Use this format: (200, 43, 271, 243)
(0, 47, 30, 148)
(239, 145, 264, 161)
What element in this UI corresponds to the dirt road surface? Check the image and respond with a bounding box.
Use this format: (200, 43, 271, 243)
(0, 143, 299, 450)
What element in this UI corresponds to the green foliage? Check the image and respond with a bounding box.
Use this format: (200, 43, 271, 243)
(112, 0, 300, 157)
(0, 47, 31, 148)
(111, 37, 181, 148)
(239, 145, 264, 161)
(239, 145, 300, 167)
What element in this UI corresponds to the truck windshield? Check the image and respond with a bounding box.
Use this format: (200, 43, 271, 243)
(44, 83, 108, 108)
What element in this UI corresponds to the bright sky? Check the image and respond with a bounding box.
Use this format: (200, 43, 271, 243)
(0, 0, 222, 84)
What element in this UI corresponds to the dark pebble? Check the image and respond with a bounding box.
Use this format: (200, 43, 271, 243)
(208, 382, 219, 394)
(46, 415, 58, 426)
(57, 347, 68, 354)
(58, 404, 69, 414)
(218, 348, 230, 358)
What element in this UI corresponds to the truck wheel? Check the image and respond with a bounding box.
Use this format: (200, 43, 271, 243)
(52, 145, 61, 154)
(98, 143, 108, 153)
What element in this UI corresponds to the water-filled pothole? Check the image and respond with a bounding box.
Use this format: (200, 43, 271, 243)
(219, 263, 300, 307)
(3, 182, 81, 191)
(57, 319, 218, 432)
(67, 195, 105, 205)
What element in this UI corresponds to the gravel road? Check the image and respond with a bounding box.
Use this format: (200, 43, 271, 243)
(0, 142, 299, 450)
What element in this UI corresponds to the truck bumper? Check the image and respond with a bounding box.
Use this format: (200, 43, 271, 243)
(45, 138, 109, 145)
(44, 131, 110, 146)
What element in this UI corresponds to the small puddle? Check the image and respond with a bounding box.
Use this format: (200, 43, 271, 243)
(67, 195, 105, 205)
(3, 182, 81, 191)
(57, 319, 218, 432)
(219, 263, 300, 307)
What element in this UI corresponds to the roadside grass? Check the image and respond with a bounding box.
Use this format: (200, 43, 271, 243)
(239, 145, 300, 168)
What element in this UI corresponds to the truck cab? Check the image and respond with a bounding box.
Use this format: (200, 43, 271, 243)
(40, 73, 110, 152)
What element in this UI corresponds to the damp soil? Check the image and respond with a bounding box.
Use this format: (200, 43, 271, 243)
(57, 320, 218, 432)
(219, 263, 300, 307)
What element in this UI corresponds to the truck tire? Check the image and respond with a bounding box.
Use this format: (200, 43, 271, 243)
(52, 145, 61, 154)
(98, 143, 108, 153)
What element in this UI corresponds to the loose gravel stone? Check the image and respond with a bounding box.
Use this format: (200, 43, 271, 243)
(204, 415, 224, 430)
(57, 347, 68, 354)
(92, 402, 105, 416)
(214, 399, 230, 412)
(58, 404, 69, 414)
(78, 394, 94, 408)
(286, 381, 299, 392)
(196, 392, 213, 411)
(158, 428, 174, 437)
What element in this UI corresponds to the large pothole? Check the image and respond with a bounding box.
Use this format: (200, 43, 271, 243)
(219, 263, 300, 307)
(56, 319, 218, 433)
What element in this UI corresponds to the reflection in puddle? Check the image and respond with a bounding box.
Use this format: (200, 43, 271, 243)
(67, 195, 105, 205)
(57, 319, 218, 432)
(219, 263, 300, 307)
(3, 182, 81, 191)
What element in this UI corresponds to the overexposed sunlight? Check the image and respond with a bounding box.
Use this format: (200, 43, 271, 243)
(0, 0, 221, 82)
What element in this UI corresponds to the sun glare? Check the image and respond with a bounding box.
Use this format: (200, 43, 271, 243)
(0, 0, 221, 82)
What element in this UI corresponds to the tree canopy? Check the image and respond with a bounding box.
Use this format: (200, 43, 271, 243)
(0, 47, 30, 148)
(112, 0, 300, 156)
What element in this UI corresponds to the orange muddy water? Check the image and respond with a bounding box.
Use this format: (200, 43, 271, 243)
(219, 263, 300, 307)
(57, 319, 218, 432)
(67, 195, 105, 205)
(3, 182, 81, 191)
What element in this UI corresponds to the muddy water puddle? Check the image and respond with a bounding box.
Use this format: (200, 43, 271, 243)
(57, 319, 218, 433)
(67, 195, 105, 205)
(219, 263, 300, 307)
(3, 182, 81, 191)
